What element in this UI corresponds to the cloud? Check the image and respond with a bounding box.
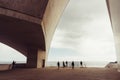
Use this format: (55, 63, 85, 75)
(0, 43, 26, 62)
(49, 0, 116, 62)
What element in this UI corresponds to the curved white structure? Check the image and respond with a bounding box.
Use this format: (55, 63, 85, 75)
(107, 0, 120, 71)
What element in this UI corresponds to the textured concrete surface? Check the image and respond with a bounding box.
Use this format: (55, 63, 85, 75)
(0, 68, 120, 80)
(107, 0, 120, 71)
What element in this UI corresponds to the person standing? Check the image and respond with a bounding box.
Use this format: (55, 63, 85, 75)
(12, 61, 16, 69)
(71, 61, 74, 69)
(63, 61, 65, 68)
(66, 61, 68, 67)
(80, 61, 83, 67)
(57, 61, 60, 70)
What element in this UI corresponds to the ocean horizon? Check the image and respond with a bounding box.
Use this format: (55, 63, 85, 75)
(46, 61, 113, 68)
(0, 61, 115, 68)
(0, 61, 26, 64)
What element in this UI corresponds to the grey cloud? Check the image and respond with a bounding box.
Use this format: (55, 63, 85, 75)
(57, 0, 107, 32)
(51, 0, 115, 58)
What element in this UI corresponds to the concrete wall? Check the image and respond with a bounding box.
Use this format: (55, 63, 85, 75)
(107, 0, 120, 71)
(41, 0, 69, 58)
(37, 50, 46, 68)
(0, 64, 12, 71)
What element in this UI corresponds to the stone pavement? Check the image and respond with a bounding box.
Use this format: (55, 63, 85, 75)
(0, 68, 120, 80)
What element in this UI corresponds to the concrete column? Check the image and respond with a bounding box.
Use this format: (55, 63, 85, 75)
(37, 50, 46, 68)
(26, 48, 38, 68)
(26, 48, 46, 68)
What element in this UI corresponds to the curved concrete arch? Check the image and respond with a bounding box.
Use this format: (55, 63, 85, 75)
(0, 14, 45, 55)
(0, 0, 69, 68)
(0, 36, 28, 56)
(106, 0, 120, 71)
(42, 0, 70, 59)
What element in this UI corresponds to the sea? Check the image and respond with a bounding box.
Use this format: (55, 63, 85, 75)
(0, 61, 26, 64)
(46, 61, 111, 68)
(0, 61, 112, 68)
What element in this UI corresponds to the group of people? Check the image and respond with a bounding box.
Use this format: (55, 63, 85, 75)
(57, 61, 84, 69)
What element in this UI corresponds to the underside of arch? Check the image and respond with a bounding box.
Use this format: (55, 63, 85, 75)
(0, 14, 45, 56)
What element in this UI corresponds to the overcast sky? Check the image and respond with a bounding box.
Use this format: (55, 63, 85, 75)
(0, 43, 26, 63)
(0, 0, 117, 64)
(48, 0, 117, 62)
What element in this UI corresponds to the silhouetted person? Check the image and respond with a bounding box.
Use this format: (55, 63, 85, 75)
(71, 61, 74, 69)
(57, 61, 60, 70)
(66, 61, 68, 67)
(80, 61, 83, 67)
(63, 61, 65, 68)
(12, 61, 16, 69)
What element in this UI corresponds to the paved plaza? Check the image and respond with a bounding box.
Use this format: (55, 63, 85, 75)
(0, 68, 120, 80)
